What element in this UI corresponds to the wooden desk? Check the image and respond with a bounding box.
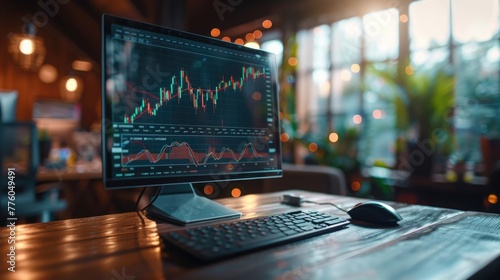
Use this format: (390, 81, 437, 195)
(1, 190, 500, 279)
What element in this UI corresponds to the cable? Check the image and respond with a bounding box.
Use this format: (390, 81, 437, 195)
(280, 193, 348, 213)
(141, 186, 163, 211)
(303, 200, 348, 213)
(135, 187, 147, 212)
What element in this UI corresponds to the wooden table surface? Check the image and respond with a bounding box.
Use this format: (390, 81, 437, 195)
(1, 190, 500, 279)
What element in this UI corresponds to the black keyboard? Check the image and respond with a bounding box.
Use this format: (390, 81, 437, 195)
(161, 210, 349, 262)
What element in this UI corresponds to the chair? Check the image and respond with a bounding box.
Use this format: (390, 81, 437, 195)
(0, 122, 67, 224)
(262, 163, 348, 195)
(195, 163, 348, 198)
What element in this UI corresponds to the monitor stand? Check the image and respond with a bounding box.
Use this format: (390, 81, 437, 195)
(145, 184, 242, 225)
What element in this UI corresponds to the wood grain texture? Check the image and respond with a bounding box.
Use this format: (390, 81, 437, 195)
(1, 190, 499, 280)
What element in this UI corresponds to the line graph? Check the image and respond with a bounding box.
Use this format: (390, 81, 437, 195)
(123, 65, 267, 124)
(121, 136, 269, 167)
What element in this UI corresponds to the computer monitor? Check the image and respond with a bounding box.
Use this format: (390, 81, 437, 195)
(101, 15, 282, 224)
(0, 90, 18, 123)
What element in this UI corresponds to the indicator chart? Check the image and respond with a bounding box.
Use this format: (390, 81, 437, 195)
(109, 39, 273, 128)
(121, 135, 270, 168)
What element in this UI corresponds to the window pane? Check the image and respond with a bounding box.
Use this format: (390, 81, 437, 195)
(296, 30, 311, 136)
(363, 8, 399, 61)
(455, 42, 500, 123)
(306, 114, 329, 140)
(454, 41, 500, 162)
(452, 0, 499, 43)
(296, 28, 331, 129)
(295, 67, 311, 128)
(411, 47, 449, 69)
(409, 0, 450, 50)
(361, 63, 398, 167)
(310, 69, 331, 113)
(360, 105, 397, 167)
(332, 17, 362, 65)
(312, 25, 331, 69)
(331, 68, 360, 113)
(297, 29, 313, 72)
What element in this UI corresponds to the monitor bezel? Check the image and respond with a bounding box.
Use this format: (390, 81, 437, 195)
(101, 14, 283, 190)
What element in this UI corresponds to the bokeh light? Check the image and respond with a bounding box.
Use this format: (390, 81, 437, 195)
(244, 42, 260, 49)
(288, 57, 298, 66)
(329, 132, 339, 143)
(372, 109, 383, 119)
(253, 30, 263, 39)
(38, 64, 58, 83)
(210, 28, 221, 37)
(351, 181, 361, 191)
(341, 69, 352, 81)
(280, 133, 290, 142)
(245, 33, 255, 42)
(231, 188, 242, 198)
(252, 92, 262, 101)
(308, 143, 318, 152)
(351, 63, 360, 73)
(405, 65, 414, 75)
(262, 19, 273, 29)
(353, 114, 362, 124)
(72, 60, 93, 72)
(204, 185, 214, 195)
(488, 194, 498, 204)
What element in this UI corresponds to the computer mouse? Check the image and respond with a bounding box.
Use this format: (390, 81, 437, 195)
(347, 201, 403, 225)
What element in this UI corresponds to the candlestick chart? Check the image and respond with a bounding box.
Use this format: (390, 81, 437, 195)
(117, 62, 270, 128)
(124, 65, 265, 121)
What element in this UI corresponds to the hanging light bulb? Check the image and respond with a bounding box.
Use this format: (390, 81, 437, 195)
(8, 23, 45, 71)
(65, 78, 78, 92)
(19, 38, 35, 55)
(60, 75, 83, 102)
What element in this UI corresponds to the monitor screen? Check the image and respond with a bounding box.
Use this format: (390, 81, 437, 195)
(0, 90, 18, 123)
(102, 15, 282, 190)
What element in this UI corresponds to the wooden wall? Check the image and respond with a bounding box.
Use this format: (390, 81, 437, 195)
(0, 3, 101, 130)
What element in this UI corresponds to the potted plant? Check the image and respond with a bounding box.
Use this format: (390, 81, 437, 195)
(369, 64, 455, 177)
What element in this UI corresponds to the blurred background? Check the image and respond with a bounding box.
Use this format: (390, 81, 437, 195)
(1, 0, 499, 222)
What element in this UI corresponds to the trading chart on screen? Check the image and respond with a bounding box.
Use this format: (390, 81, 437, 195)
(104, 23, 279, 179)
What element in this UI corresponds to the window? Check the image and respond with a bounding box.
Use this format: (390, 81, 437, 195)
(296, 8, 399, 168)
(360, 9, 399, 166)
(409, 0, 500, 165)
(296, 25, 331, 138)
(295, 0, 500, 173)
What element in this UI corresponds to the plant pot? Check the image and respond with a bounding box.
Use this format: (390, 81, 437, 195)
(406, 141, 435, 177)
(480, 137, 500, 177)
